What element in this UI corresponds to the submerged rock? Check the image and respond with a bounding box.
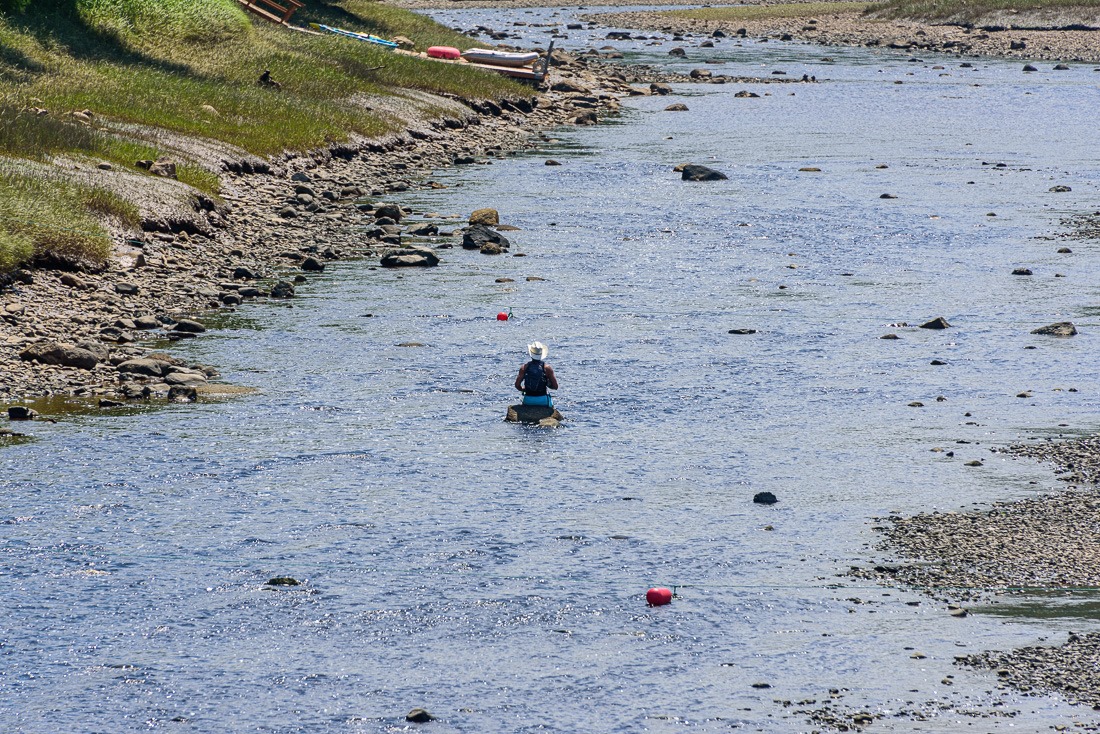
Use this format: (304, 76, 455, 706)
(174, 318, 206, 333)
(406, 708, 435, 723)
(373, 203, 403, 223)
(301, 257, 325, 272)
(270, 280, 295, 298)
(463, 224, 510, 251)
(919, 316, 951, 330)
(266, 576, 300, 586)
(1031, 321, 1077, 337)
(167, 385, 198, 403)
(506, 403, 564, 427)
(753, 491, 778, 505)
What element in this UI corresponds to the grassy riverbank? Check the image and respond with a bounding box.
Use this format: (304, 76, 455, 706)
(663, 0, 1100, 23)
(0, 0, 527, 274)
(873, 0, 1100, 21)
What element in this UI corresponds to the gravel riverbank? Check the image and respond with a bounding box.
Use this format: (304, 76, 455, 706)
(850, 434, 1100, 720)
(593, 8, 1100, 64)
(396, 0, 1100, 61)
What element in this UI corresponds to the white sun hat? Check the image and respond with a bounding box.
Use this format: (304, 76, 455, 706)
(527, 341, 548, 360)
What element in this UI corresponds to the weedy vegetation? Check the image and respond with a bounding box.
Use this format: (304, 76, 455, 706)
(871, 0, 1100, 21)
(0, 0, 527, 273)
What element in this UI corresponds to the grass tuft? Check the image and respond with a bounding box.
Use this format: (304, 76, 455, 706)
(0, 228, 33, 272)
(82, 185, 140, 226)
(0, 168, 113, 269)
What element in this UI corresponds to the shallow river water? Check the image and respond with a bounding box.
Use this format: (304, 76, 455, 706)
(4, 7, 1100, 732)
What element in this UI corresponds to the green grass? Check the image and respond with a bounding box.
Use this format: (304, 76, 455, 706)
(0, 0, 529, 273)
(81, 185, 140, 226)
(665, 2, 873, 21)
(78, 0, 251, 43)
(871, 0, 1100, 20)
(0, 166, 114, 269)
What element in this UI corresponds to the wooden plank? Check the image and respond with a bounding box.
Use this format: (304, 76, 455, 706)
(465, 62, 544, 80)
(236, 0, 302, 25)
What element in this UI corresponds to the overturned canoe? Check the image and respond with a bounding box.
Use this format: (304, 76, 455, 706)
(463, 48, 540, 68)
(506, 404, 563, 427)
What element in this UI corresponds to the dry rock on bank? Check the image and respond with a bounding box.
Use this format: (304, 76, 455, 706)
(19, 341, 100, 370)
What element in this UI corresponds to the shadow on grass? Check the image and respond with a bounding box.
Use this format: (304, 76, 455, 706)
(296, 1, 404, 39)
(6, 0, 192, 78)
(297, 1, 376, 29)
(0, 43, 45, 83)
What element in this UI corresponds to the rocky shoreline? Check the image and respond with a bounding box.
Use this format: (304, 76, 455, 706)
(0, 51, 805, 414)
(848, 434, 1100, 720)
(855, 435, 1100, 598)
(593, 8, 1100, 64)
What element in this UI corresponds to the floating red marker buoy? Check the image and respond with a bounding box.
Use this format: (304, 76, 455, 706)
(496, 312, 509, 321)
(646, 587, 673, 606)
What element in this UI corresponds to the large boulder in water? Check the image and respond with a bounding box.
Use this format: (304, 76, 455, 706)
(463, 224, 510, 251)
(381, 247, 439, 267)
(506, 403, 563, 427)
(680, 164, 728, 181)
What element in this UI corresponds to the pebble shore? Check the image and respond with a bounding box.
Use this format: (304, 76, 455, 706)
(850, 434, 1100, 721)
(594, 7, 1100, 64)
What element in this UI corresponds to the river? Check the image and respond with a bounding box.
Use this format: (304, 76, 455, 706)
(3, 6, 1100, 732)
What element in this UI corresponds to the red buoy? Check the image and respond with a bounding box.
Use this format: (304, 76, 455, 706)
(646, 587, 673, 606)
(496, 311, 509, 321)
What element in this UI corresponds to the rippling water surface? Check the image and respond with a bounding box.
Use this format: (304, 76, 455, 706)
(3, 8, 1100, 732)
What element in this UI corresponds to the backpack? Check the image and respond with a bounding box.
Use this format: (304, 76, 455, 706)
(524, 361, 548, 396)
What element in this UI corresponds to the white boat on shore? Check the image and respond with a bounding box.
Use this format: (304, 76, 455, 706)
(462, 48, 541, 68)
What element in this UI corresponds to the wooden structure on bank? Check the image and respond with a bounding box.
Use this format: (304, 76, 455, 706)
(235, 0, 304, 25)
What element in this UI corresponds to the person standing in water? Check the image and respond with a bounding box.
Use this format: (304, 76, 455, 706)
(515, 341, 558, 406)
